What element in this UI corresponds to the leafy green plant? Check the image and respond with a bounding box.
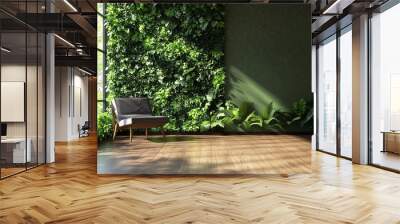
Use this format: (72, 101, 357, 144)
(218, 101, 240, 131)
(241, 112, 261, 131)
(204, 99, 312, 133)
(97, 111, 113, 142)
(229, 101, 282, 132)
(251, 103, 283, 132)
(276, 99, 313, 132)
(238, 101, 254, 122)
(106, 4, 225, 132)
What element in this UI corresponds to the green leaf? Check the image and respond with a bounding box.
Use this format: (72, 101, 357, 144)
(238, 101, 254, 122)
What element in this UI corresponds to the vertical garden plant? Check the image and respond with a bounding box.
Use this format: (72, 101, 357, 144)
(106, 4, 225, 132)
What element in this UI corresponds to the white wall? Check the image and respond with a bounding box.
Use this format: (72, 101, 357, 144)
(55, 66, 69, 141)
(55, 67, 89, 141)
(72, 72, 89, 138)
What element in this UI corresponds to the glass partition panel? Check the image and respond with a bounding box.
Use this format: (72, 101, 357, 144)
(0, 1, 46, 179)
(371, 4, 400, 171)
(317, 35, 337, 154)
(339, 28, 352, 158)
(1, 31, 27, 177)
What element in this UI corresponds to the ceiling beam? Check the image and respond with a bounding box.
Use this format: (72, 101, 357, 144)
(55, 55, 96, 71)
(322, 0, 355, 14)
(67, 13, 96, 38)
(51, 0, 96, 48)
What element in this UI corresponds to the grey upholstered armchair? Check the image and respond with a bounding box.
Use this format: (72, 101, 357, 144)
(112, 97, 168, 142)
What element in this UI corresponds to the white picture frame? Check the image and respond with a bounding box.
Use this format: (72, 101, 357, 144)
(1, 81, 25, 122)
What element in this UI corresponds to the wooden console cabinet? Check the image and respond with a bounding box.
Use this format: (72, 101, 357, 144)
(382, 132, 400, 154)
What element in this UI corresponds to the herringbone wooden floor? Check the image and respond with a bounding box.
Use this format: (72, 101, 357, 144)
(1, 135, 400, 223)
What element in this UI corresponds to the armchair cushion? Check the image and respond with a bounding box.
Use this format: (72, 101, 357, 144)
(118, 115, 168, 128)
(114, 97, 152, 115)
(112, 97, 168, 129)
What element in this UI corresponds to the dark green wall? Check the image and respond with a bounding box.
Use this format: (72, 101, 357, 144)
(225, 5, 312, 113)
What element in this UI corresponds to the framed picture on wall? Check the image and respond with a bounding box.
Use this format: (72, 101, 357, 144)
(1, 81, 25, 122)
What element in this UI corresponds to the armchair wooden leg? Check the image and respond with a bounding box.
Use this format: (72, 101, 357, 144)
(145, 128, 148, 138)
(130, 125, 133, 143)
(113, 123, 118, 141)
(161, 127, 165, 138)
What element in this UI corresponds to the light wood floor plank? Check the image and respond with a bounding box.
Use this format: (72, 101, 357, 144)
(98, 135, 312, 175)
(1, 135, 400, 223)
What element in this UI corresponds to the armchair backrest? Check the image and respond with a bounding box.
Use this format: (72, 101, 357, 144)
(112, 97, 152, 116)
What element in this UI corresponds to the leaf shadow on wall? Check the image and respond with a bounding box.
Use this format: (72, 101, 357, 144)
(227, 66, 285, 113)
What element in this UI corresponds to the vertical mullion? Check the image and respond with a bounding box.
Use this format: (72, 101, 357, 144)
(60, 68, 62, 117)
(103, 3, 107, 112)
(336, 30, 341, 157)
(69, 71, 70, 118)
(316, 44, 320, 151)
(69, 80, 71, 117)
(44, 0, 48, 164)
(73, 68, 75, 118)
(44, 36, 47, 162)
(367, 11, 373, 165)
(25, 0, 28, 171)
(36, 0, 39, 167)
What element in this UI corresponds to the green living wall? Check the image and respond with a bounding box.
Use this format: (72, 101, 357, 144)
(105, 4, 225, 133)
(99, 4, 312, 141)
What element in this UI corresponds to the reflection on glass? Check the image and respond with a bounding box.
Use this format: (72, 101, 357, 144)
(340, 28, 352, 158)
(371, 3, 400, 171)
(318, 36, 337, 154)
(0, 1, 46, 178)
(1, 31, 28, 177)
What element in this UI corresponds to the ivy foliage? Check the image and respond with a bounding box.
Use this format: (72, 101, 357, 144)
(106, 4, 225, 132)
